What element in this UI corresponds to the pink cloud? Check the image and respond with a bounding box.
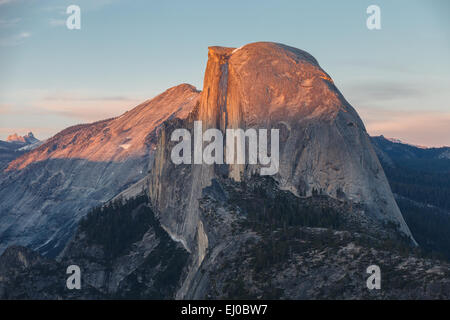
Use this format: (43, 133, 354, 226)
(359, 108, 450, 147)
(33, 94, 143, 121)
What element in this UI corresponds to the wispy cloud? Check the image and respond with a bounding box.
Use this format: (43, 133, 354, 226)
(337, 77, 450, 147)
(43, 0, 118, 14)
(34, 92, 141, 121)
(0, 31, 31, 46)
(0, 0, 16, 6)
(0, 103, 13, 115)
(0, 18, 21, 28)
(48, 18, 65, 27)
(359, 107, 450, 147)
(346, 81, 426, 102)
(41, 5, 66, 14)
(42, 93, 135, 102)
(0, 89, 143, 140)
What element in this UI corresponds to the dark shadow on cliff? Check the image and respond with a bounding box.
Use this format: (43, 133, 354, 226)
(0, 155, 151, 258)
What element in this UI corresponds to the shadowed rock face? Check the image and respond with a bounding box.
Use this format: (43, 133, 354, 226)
(148, 42, 415, 297)
(0, 197, 190, 300)
(0, 84, 200, 257)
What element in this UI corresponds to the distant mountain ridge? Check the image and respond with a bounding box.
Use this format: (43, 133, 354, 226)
(383, 136, 449, 150)
(371, 135, 450, 260)
(0, 132, 41, 170)
(6, 132, 39, 145)
(371, 135, 450, 173)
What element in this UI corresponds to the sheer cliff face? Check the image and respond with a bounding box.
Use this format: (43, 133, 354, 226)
(149, 42, 414, 274)
(0, 84, 200, 256)
(205, 42, 412, 238)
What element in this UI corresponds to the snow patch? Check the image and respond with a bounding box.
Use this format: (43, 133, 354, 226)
(119, 144, 131, 150)
(232, 46, 244, 54)
(386, 137, 429, 149)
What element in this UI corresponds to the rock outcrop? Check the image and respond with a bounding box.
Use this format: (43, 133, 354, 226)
(0, 132, 41, 170)
(6, 132, 39, 145)
(147, 42, 415, 297)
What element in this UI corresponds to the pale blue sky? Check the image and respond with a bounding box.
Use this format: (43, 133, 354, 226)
(0, 0, 449, 146)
